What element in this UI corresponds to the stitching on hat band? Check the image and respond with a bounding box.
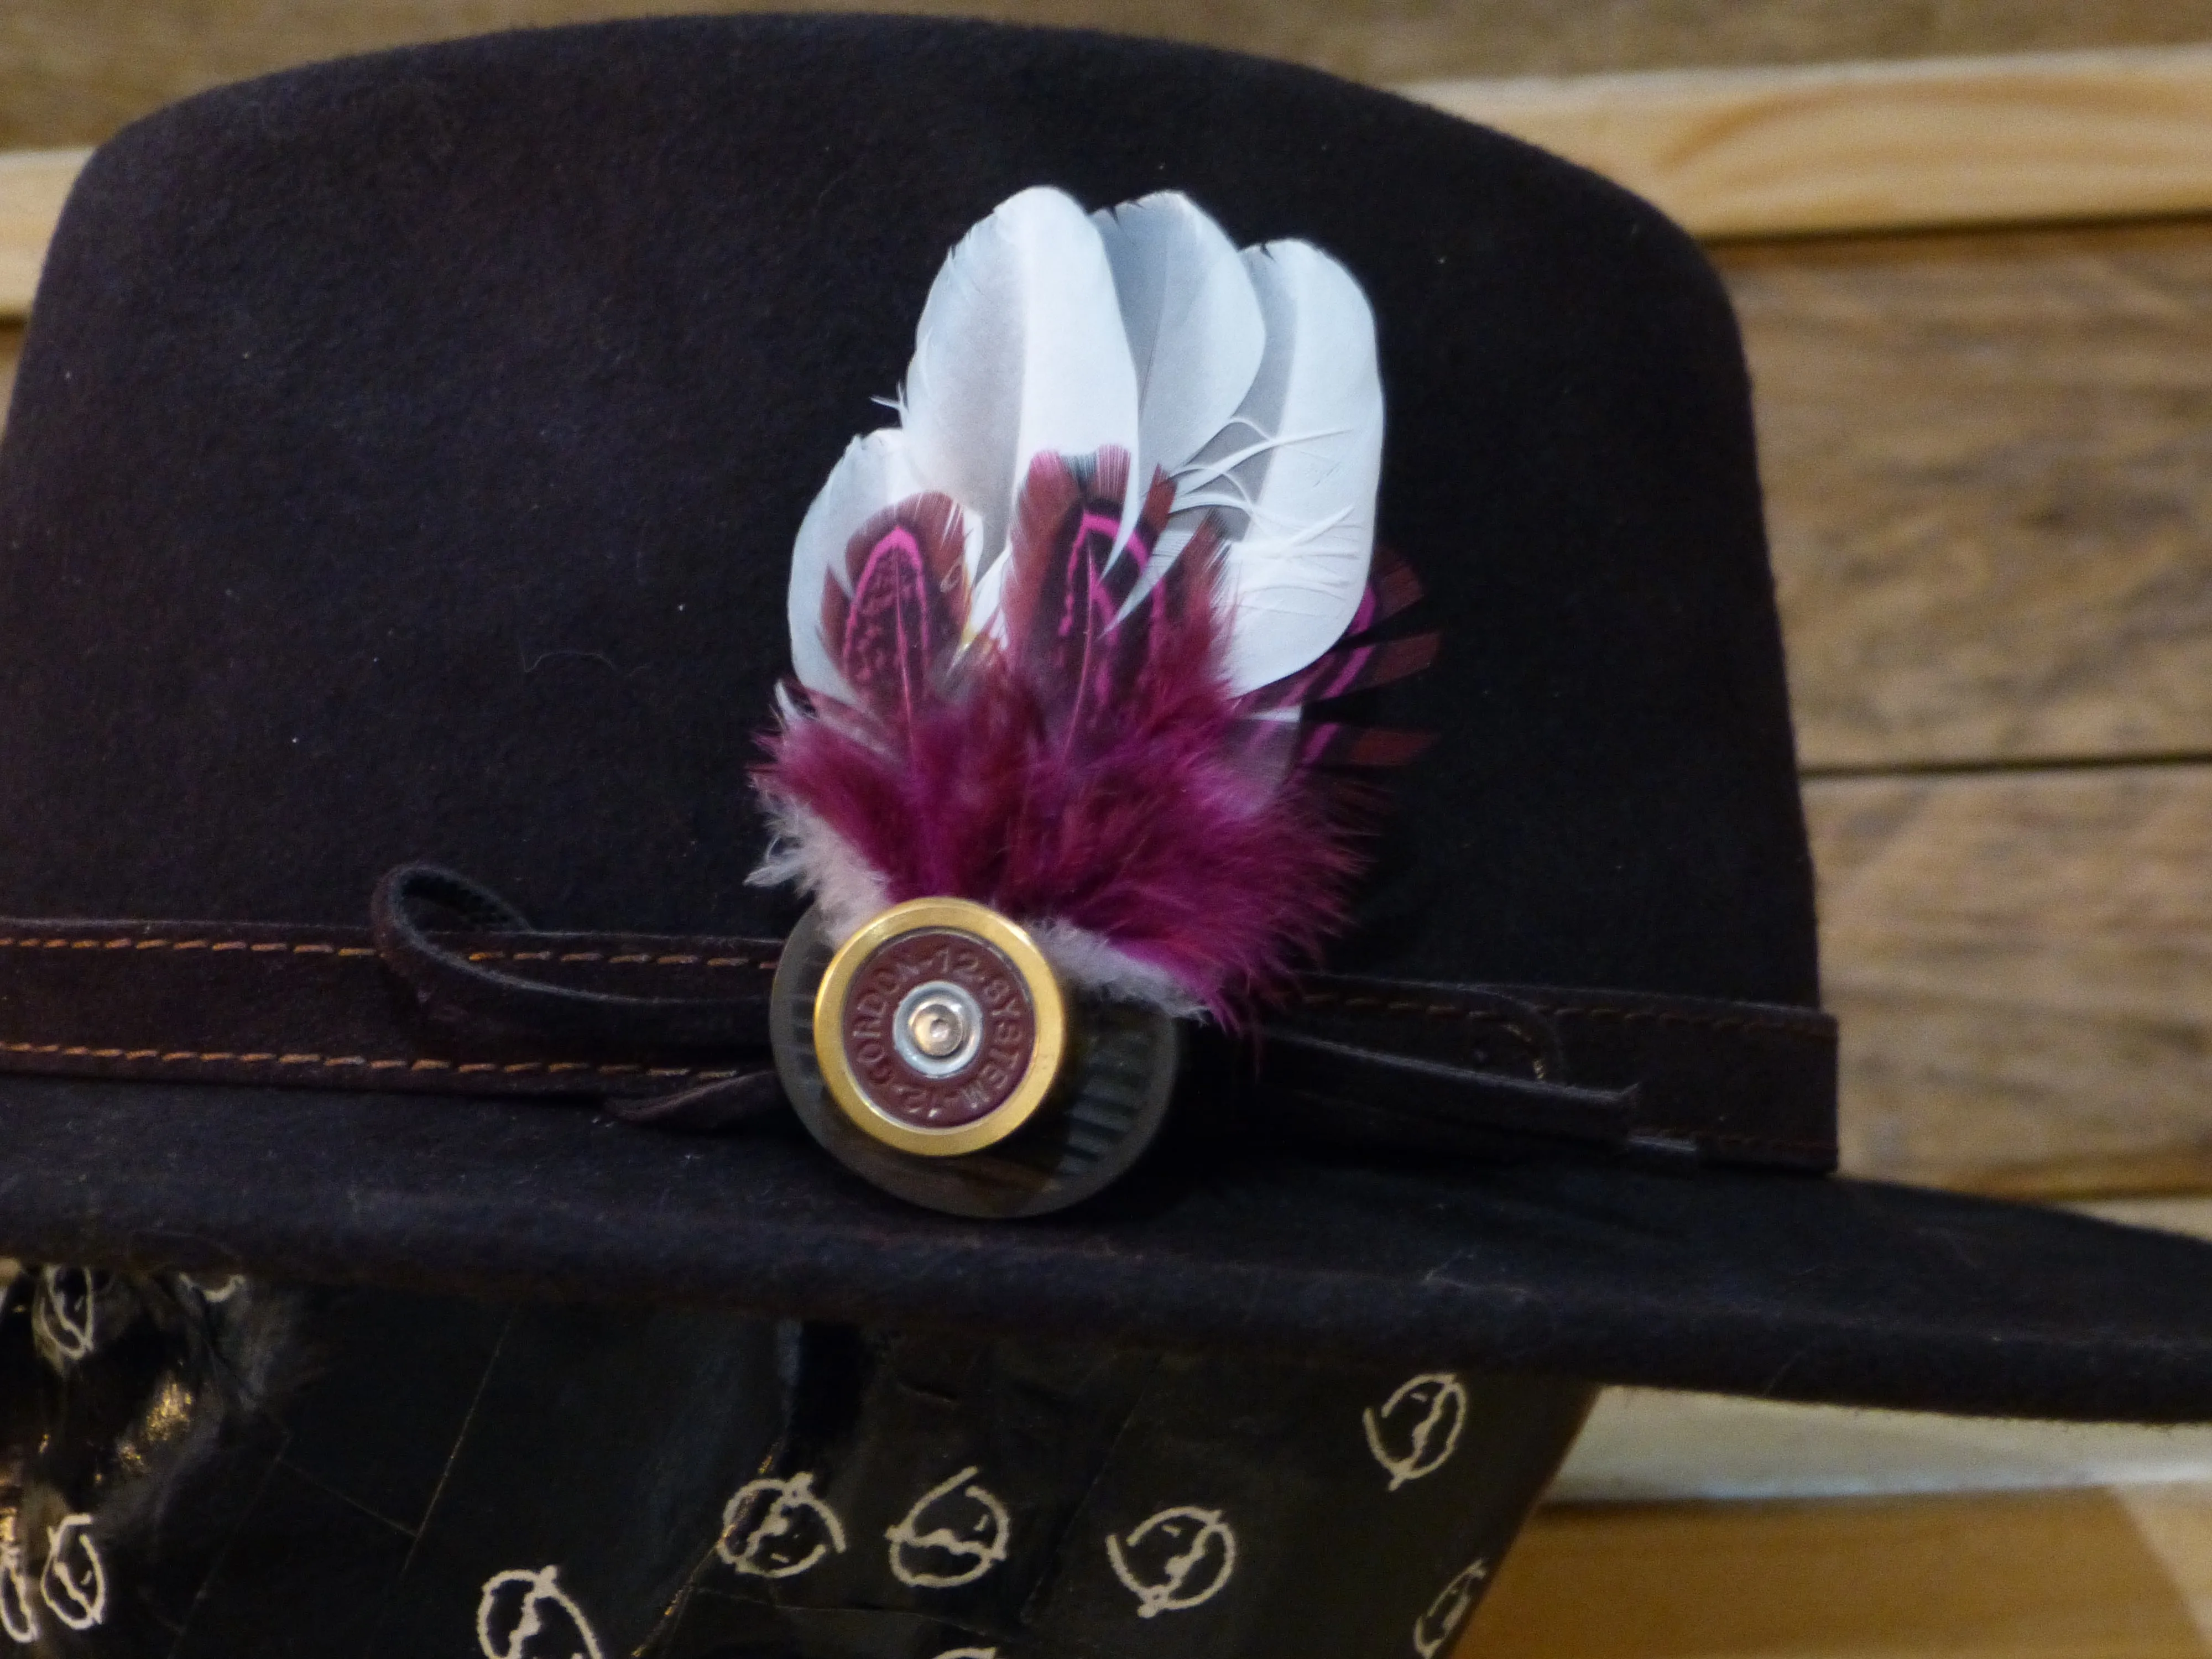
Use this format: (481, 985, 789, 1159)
(0, 874, 1840, 1177)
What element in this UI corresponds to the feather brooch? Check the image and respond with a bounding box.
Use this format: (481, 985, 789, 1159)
(753, 187, 1432, 1021)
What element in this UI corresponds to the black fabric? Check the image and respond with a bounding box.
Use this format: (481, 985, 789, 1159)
(0, 1271, 1587, 1659)
(1, 1078, 2211, 1424)
(0, 14, 2201, 1422)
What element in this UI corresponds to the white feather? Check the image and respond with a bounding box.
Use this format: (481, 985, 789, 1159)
(1186, 241, 1384, 695)
(964, 542, 1013, 649)
(747, 800, 891, 945)
(1027, 919, 1207, 1018)
(787, 196, 1383, 704)
(786, 429, 926, 700)
(1092, 192, 1266, 505)
(899, 187, 1140, 593)
(1113, 522, 1196, 622)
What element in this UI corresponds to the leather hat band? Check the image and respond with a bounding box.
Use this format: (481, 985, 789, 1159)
(0, 864, 1837, 1197)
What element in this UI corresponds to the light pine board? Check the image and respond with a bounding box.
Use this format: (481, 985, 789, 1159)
(23, 41, 2212, 274)
(0, 325, 18, 427)
(0, 152, 75, 320)
(1721, 220, 2212, 773)
(1416, 44, 2212, 240)
(1559, 1387, 2212, 1506)
(28, 49, 2212, 304)
(11, 2, 2212, 152)
(1810, 766, 2212, 1195)
(1457, 1485, 2212, 1659)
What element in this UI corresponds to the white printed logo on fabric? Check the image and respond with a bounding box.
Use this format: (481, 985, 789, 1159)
(886, 1466, 1011, 1589)
(1363, 1373, 1469, 1490)
(39, 1515, 106, 1633)
(476, 1566, 604, 1659)
(1105, 1506, 1237, 1619)
(1411, 1558, 1489, 1658)
(32, 1267, 101, 1369)
(0, 1514, 37, 1644)
(717, 1472, 848, 1579)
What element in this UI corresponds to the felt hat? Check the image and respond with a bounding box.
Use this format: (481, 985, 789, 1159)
(0, 11, 2209, 1438)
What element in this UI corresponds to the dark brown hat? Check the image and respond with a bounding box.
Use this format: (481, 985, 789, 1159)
(0, 12, 2206, 1428)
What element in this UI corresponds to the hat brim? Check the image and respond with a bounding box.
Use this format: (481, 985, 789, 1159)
(4, 1074, 2209, 1423)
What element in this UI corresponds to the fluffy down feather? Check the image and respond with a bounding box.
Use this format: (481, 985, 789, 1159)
(754, 187, 1426, 1019)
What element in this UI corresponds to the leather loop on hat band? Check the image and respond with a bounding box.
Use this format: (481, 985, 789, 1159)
(372, 863, 776, 1052)
(0, 868, 1841, 1206)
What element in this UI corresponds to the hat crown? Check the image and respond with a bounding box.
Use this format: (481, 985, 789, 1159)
(0, 14, 1814, 1008)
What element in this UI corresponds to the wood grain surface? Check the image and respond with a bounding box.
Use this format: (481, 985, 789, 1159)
(1557, 1365, 2212, 1505)
(9, 2, 2212, 152)
(1416, 45, 2212, 239)
(0, 326, 18, 429)
(0, 154, 75, 320)
(1457, 1486, 2212, 1659)
(31, 51, 2212, 313)
(1722, 220, 2212, 773)
(1810, 766, 2212, 1194)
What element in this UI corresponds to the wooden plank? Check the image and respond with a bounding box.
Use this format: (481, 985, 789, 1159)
(1721, 219, 2212, 772)
(2076, 1194, 2212, 1243)
(0, 324, 20, 432)
(1413, 45, 2212, 241)
(23, 40, 2212, 286)
(0, 151, 78, 320)
(2128, 1489, 2212, 1652)
(18, 49, 2212, 309)
(1557, 1378, 2212, 1506)
(1456, 1486, 2212, 1659)
(1809, 766, 2212, 1197)
(13, 2, 2212, 153)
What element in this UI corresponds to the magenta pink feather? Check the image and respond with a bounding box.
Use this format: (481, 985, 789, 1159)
(757, 447, 1429, 1021)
